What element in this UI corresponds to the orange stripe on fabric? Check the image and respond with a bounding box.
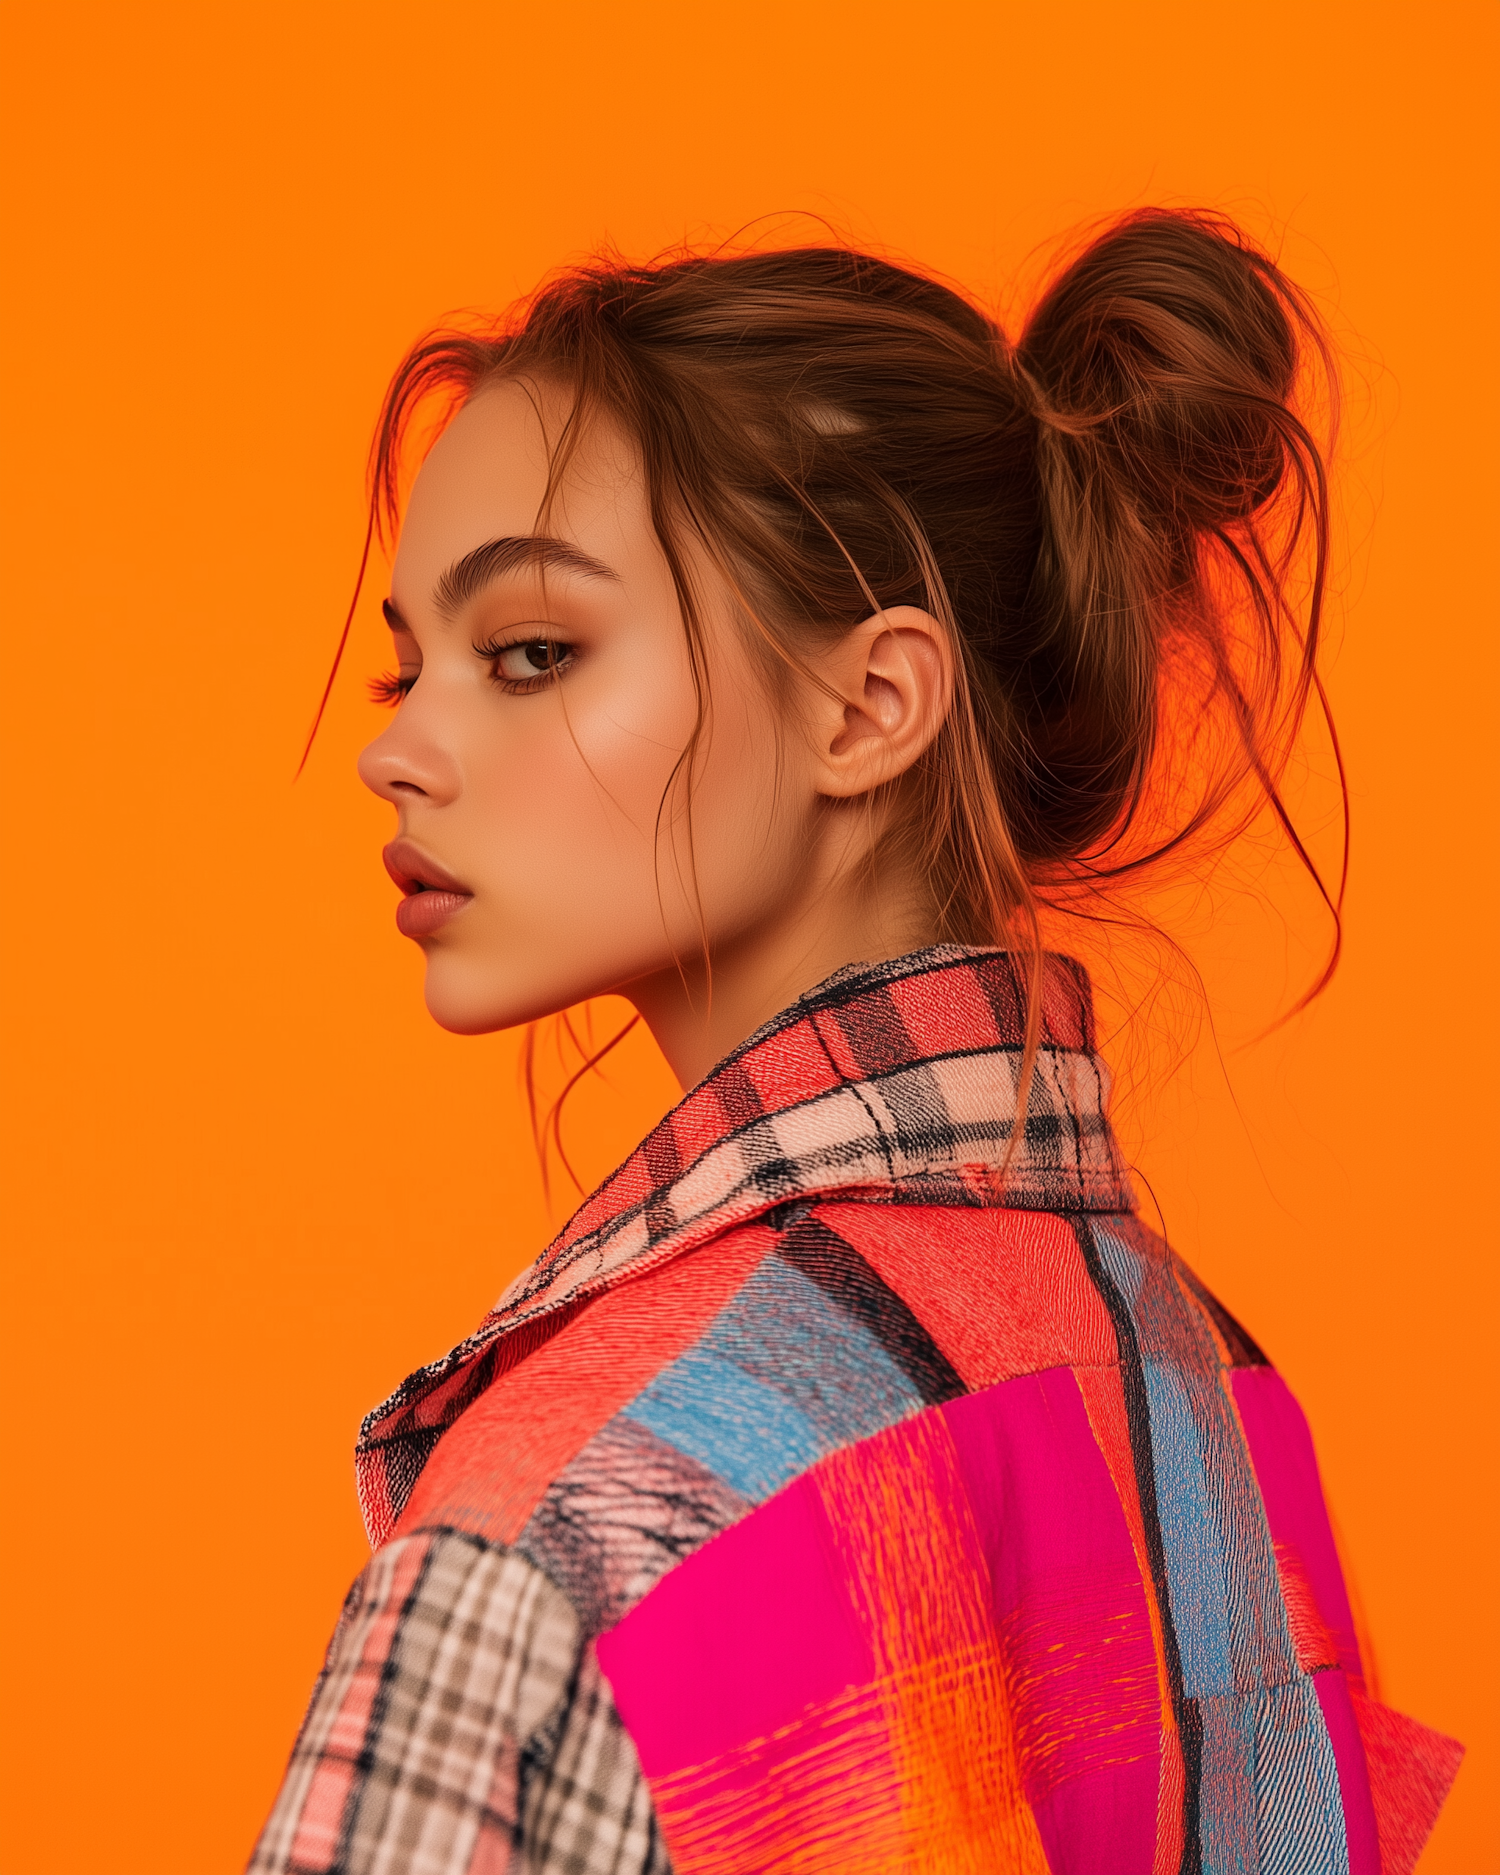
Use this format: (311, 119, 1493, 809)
(1152, 1725, 1186, 1875)
(652, 1657, 1043, 1874)
(823, 1204, 1116, 1388)
(393, 1225, 775, 1545)
(1073, 1366, 1176, 1735)
(1274, 1542, 1341, 1673)
(649, 1674, 935, 1873)
(816, 1412, 1049, 1873)
(648, 1413, 1048, 1874)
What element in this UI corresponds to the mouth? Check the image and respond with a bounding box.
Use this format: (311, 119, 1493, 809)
(382, 838, 475, 939)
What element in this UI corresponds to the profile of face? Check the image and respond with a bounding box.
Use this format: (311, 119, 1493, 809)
(357, 379, 951, 1085)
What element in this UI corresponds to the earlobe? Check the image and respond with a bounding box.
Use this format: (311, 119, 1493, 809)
(815, 605, 953, 799)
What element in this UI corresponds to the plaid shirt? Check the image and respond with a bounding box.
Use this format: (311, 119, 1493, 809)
(251, 947, 1462, 1874)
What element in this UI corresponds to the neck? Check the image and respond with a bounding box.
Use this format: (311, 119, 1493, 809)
(624, 881, 938, 1090)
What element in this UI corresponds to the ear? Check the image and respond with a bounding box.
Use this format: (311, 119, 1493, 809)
(808, 605, 954, 798)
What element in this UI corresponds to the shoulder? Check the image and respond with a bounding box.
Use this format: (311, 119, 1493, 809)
(393, 1198, 1129, 1634)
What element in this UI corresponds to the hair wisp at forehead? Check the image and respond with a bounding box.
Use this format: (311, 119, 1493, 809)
(363, 210, 1341, 1128)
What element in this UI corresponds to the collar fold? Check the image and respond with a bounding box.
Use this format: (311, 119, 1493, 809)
(356, 946, 1132, 1544)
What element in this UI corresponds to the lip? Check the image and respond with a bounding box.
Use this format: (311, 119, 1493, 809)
(382, 838, 475, 939)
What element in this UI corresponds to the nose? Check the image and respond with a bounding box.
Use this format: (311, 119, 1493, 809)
(358, 709, 462, 808)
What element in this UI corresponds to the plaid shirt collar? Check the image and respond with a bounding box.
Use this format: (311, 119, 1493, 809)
(356, 945, 1132, 1545)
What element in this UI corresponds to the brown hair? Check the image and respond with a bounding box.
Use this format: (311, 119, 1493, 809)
(327, 209, 1341, 1162)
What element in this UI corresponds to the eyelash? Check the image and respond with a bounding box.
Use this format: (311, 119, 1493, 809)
(473, 633, 578, 693)
(368, 636, 577, 708)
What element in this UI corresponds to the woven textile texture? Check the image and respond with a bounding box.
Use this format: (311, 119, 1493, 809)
(250, 947, 1462, 1875)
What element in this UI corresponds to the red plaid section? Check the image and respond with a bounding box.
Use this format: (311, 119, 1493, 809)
(356, 947, 1131, 1547)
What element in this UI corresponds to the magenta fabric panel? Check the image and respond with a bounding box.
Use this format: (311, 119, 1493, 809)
(1315, 1671, 1382, 1875)
(944, 1369, 1161, 1875)
(597, 1371, 1162, 1870)
(594, 1467, 871, 1777)
(1231, 1366, 1362, 1675)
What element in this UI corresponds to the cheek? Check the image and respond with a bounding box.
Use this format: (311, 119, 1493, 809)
(461, 678, 694, 900)
(461, 666, 798, 935)
(655, 678, 815, 930)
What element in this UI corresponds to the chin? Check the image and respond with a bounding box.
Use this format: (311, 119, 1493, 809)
(419, 952, 592, 1037)
(421, 974, 526, 1036)
(424, 1002, 513, 1038)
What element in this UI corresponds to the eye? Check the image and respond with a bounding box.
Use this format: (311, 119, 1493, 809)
(478, 636, 578, 689)
(514, 641, 560, 675)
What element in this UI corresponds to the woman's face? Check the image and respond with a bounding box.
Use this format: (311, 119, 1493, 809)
(357, 379, 826, 1042)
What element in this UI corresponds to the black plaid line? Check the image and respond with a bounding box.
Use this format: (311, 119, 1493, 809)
(336, 1535, 579, 1874)
(777, 1211, 966, 1406)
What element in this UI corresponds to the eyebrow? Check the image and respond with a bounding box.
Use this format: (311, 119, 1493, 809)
(434, 535, 621, 619)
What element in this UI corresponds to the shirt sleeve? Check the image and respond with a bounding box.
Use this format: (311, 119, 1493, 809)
(246, 1528, 622, 1874)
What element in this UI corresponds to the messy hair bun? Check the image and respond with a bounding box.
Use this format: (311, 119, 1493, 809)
(1021, 211, 1305, 533)
(358, 205, 1339, 1056)
(1001, 210, 1334, 869)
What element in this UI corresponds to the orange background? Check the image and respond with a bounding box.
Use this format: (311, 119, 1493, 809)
(2, 2, 1496, 1869)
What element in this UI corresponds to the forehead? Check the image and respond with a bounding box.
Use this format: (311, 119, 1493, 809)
(391, 378, 645, 608)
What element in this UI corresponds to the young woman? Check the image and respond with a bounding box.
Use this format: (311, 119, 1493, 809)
(251, 213, 1461, 1874)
